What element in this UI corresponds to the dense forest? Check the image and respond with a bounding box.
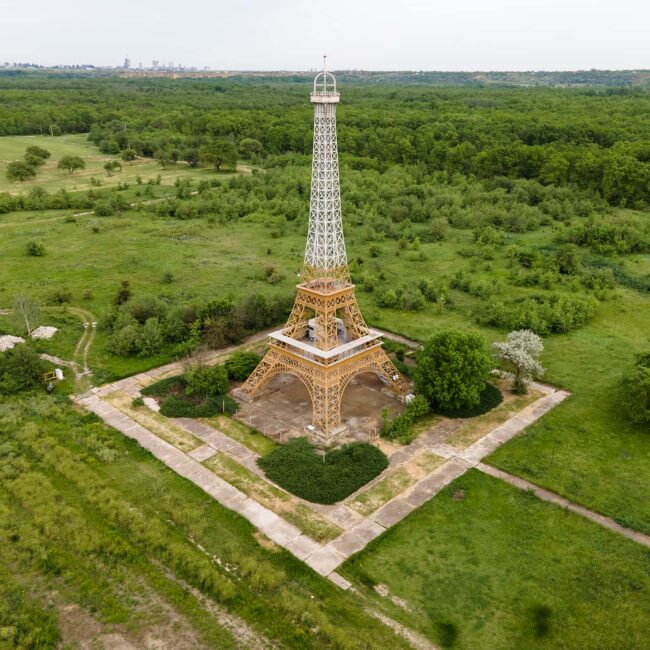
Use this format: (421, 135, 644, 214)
(0, 73, 649, 207)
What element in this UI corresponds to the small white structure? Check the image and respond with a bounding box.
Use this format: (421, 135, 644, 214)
(0, 335, 25, 352)
(31, 326, 59, 340)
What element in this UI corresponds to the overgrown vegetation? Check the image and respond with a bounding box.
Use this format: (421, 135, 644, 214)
(0, 393, 408, 648)
(258, 438, 389, 504)
(140, 370, 237, 418)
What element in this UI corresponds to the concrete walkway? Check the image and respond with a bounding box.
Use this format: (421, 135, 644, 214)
(75, 378, 582, 585)
(477, 463, 650, 548)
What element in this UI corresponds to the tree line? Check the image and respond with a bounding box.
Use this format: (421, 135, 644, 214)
(0, 75, 648, 206)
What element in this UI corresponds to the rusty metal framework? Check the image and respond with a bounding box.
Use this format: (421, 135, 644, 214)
(237, 61, 407, 440)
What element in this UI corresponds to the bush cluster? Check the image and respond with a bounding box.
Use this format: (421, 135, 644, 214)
(381, 395, 430, 444)
(103, 291, 291, 358)
(224, 351, 261, 381)
(0, 346, 47, 395)
(141, 372, 237, 417)
(478, 293, 598, 334)
(258, 438, 388, 504)
(562, 216, 650, 255)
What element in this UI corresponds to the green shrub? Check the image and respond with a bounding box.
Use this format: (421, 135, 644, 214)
(140, 375, 184, 397)
(225, 351, 261, 381)
(0, 346, 47, 395)
(621, 352, 650, 425)
(433, 382, 503, 418)
(562, 216, 649, 255)
(185, 363, 229, 397)
(25, 241, 46, 257)
(381, 395, 430, 444)
(6, 160, 36, 182)
(25, 145, 51, 161)
(160, 394, 237, 418)
(258, 438, 388, 504)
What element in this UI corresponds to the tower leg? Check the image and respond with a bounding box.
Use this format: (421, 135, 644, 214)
(311, 381, 342, 433)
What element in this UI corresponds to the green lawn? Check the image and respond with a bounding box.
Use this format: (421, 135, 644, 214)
(486, 294, 650, 534)
(0, 134, 244, 194)
(0, 393, 408, 648)
(341, 469, 650, 650)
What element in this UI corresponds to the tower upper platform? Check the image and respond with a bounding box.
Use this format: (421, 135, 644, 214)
(311, 71, 340, 104)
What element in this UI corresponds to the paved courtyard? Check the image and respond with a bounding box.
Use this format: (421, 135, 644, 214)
(234, 372, 405, 441)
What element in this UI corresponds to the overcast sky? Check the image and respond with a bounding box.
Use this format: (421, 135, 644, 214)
(1, 0, 648, 70)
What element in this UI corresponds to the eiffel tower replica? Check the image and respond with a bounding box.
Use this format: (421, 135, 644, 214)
(237, 61, 408, 441)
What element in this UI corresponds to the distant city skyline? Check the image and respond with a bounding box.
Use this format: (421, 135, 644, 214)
(1, 0, 648, 71)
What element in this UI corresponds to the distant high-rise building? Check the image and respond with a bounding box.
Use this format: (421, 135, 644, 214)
(123, 57, 131, 69)
(152, 60, 159, 69)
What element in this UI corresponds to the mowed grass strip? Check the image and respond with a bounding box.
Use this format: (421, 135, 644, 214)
(108, 391, 201, 452)
(446, 386, 542, 449)
(348, 452, 445, 517)
(203, 452, 341, 543)
(202, 415, 278, 456)
(341, 469, 650, 650)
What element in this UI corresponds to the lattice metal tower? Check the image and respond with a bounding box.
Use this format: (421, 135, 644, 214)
(237, 61, 408, 440)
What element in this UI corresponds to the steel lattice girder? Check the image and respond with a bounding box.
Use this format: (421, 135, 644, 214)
(241, 341, 408, 436)
(238, 68, 408, 438)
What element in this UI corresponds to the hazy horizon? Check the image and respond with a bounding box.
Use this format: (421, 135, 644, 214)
(1, 0, 648, 71)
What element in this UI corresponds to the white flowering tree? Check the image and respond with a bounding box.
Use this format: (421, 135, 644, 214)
(492, 330, 544, 394)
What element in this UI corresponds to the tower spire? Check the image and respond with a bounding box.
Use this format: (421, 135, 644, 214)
(302, 64, 348, 287)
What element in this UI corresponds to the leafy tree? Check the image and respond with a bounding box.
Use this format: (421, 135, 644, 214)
(103, 160, 122, 176)
(621, 352, 650, 425)
(6, 160, 36, 181)
(13, 294, 40, 336)
(121, 148, 137, 163)
(57, 155, 85, 174)
(492, 329, 544, 394)
(25, 145, 51, 160)
(182, 148, 201, 167)
(414, 329, 491, 410)
(24, 153, 47, 167)
(239, 138, 265, 161)
(155, 149, 173, 168)
(200, 140, 238, 171)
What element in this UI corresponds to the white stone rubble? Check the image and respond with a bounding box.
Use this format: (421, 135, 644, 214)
(0, 335, 25, 352)
(30, 326, 59, 340)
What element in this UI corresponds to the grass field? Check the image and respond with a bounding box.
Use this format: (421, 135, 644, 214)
(0, 134, 245, 194)
(1, 126, 649, 647)
(1, 190, 648, 532)
(341, 469, 650, 650)
(0, 393, 408, 648)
